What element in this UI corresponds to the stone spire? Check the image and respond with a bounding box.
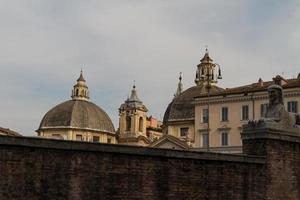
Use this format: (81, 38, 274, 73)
(71, 70, 90, 101)
(77, 70, 86, 82)
(119, 83, 147, 112)
(129, 83, 142, 102)
(174, 72, 183, 98)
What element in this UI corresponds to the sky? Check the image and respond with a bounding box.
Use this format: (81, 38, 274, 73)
(1, 0, 300, 136)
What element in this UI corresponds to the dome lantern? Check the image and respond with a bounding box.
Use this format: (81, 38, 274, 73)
(195, 48, 222, 86)
(71, 70, 90, 101)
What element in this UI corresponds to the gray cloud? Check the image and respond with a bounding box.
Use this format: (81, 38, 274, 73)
(0, 1, 300, 135)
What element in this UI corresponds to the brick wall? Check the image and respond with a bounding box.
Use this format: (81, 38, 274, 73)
(1, 124, 300, 200)
(242, 126, 300, 200)
(0, 136, 266, 200)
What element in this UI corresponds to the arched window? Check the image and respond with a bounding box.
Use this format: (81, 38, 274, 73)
(139, 117, 143, 132)
(76, 89, 79, 96)
(126, 116, 131, 131)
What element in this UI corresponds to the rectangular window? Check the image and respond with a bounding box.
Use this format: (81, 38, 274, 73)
(287, 101, 298, 113)
(107, 138, 112, 144)
(202, 108, 208, 123)
(221, 107, 228, 121)
(76, 135, 82, 141)
(260, 103, 268, 118)
(221, 132, 228, 146)
(93, 136, 99, 142)
(180, 127, 189, 137)
(202, 133, 208, 147)
(241, 105, 249, 120)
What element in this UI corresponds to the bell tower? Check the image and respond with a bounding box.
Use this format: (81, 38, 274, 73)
(118, 84, 149, 145)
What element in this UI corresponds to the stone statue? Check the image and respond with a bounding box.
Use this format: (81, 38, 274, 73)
(246, 83, 299, 133)
(264, 84, 299, 127)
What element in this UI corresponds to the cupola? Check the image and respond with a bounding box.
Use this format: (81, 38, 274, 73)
(71, 70, 90, 101)
(195, 48, 222, 86)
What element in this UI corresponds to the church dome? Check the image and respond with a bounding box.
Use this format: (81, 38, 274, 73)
(163, 50, 224, 124)
(38, 100, 115, 133)
(163, 85, 224, 123)
(37, 71, 115, 134)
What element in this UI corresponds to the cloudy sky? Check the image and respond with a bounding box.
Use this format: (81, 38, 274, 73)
(1, 0, 300, 136)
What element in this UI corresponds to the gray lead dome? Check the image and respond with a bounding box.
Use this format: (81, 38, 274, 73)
(163, 85, 224, 123)
(38, 100, 115, 133)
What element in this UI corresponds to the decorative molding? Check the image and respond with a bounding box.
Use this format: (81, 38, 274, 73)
(38, 126, 116, 136)
(195, 90, 300, 105)
(198, 128, 210, 133)
(218, 127, 231, 131)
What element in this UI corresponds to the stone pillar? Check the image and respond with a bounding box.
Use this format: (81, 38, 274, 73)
(241, 121, 300, 200)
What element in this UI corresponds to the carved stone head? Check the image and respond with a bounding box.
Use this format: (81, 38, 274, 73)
(267, 84, 283, 105)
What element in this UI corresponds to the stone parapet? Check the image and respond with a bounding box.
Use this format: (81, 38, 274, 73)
(242, 121, 300, 144)
(0, 135, 264, 164)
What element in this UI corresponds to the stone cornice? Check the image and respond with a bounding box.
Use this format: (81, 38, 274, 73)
(198, 128, 210, 133)
(195, 90, 300, 105)
(37, 126, 116, 136)
(166, 118, 194, 125)
(217, 127, 232, 131)
(241, 122, 300, 143)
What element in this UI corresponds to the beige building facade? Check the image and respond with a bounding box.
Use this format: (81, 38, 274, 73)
(163, 50, 300, 153)
(37, 71, 116, 144)
(194, 75, 300, 153)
